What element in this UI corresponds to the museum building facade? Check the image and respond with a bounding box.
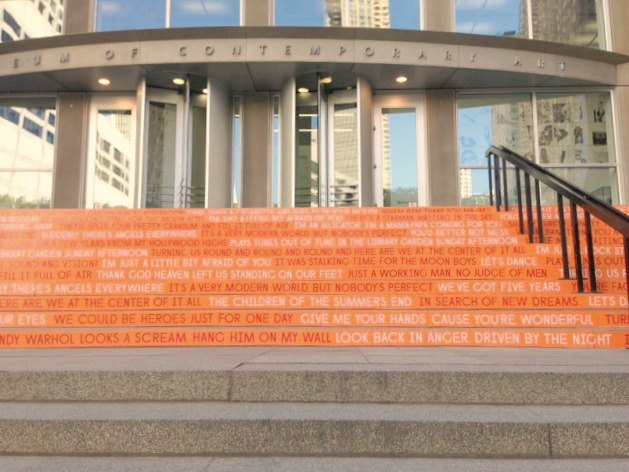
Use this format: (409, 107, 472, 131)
(0, 0, 628, 211)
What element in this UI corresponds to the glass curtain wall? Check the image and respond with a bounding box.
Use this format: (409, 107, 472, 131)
(455, 0, 606, 49)
(275, 0, 421, 30)
(458, 91, 619, 206)
(95, 0, 240, 31)
(0, 99, 56, 208)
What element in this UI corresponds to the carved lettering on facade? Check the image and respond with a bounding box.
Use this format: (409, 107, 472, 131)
(179, 46, 187, 56)
(537, 58, 545, 69)
(13, 58, 18, 69)
(132, 48, 139, 58)
(364, 47, 375, 57)
(559, 61, 566, 71)
(60, 53, 70, 63)
(233, 45, 242, 56)
(310, 46, 321, 55)
(339, 46, 347, 56)
(514, 56, 522, 66)
(259, 44, 267, 55)
(34, 55, 41, 66)
(393, 48, 400, 59)
(418, 50, 427, 60)
(444, 51, 452, 61)
(205, 46, 215, 56)
(285, 45, 291, 55)
(469, 52, 477, 63)
(105, 50, 115, 60)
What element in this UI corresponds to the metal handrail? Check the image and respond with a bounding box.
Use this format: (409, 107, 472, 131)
(486, 145, 629, 295)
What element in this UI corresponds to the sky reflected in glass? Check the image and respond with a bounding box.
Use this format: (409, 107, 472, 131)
(96, 0, 167, 31)
(275, 0, 420, 29)
(455, 0, 526, 37)
(171, 0, 240, 27)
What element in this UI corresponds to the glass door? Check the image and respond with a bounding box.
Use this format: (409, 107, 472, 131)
(374, 95, 426, 207)
(327, 89, 359, 207)
(185, 92, 207, 208)
(86, 95, 136, 209)
(144, 88, 184, 208)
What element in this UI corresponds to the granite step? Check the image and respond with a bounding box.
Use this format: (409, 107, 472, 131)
(0, 457, 627, 472)
(1, 368, 627, 404)
(0, 402, 626, 458)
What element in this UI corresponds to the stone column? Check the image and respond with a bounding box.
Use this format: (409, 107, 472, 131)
(425, 89, 459, 206)
(608, 0, 629, 203)
(52, 94, 88, 208)
(241, 93, 272, 207)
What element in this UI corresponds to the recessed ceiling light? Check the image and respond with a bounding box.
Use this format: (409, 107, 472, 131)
(97, 78, 111, 86)
(298, 87, 309, 93)
(320, 76, 333, 84)
(202, 88, 208, 94)
(173, 78, 185, 86)
(396, 75, 408, 83)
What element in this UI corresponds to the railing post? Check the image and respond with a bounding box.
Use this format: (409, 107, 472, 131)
(524, 173, 534, 244)
(487, 153, 494, 207)
(534, 180, 544, 244)
(570, 202, 584, 293)
(515, 169, 524, 235)
(494, 154, 502, 211)
(502, 160, 509, 211)
(584, 212, 597, 292)
(557, 194, 570, 280)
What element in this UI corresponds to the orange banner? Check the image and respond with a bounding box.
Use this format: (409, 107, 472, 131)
(0, 328, 625, 349)
(0, 206, 626, 350)
(1, 310, 625, 329)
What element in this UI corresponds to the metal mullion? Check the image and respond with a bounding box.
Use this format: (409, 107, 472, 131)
(526, 0, 534, 39)
(165, 0, 171, 28)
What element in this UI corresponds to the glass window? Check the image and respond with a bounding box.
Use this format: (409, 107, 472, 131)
(3, 10, 21, 36)
(455, 0, 528, 38)
(0, 171, 53, 208)
(1, 30, 13, 42)
(95, 0, 167, 31)
(531, 0, 606, 49)
(22, 117, 43, 138)
(0, 0, 64, 40)
(536, 91, 617, 203)
(0, 107, 20, 125)
(458, 94, 534, 205)
(458, 91, 618, 206)
(171, 0, 240, 27)
(91, 110, 134, 208)
(0, 98, 56, 209)
(275, 0, 420, 30)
